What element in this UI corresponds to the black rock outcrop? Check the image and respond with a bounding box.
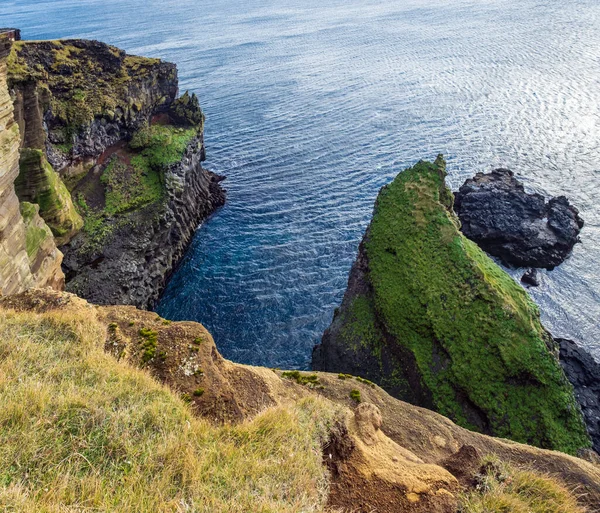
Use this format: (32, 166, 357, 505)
(558, 338, 600, 453)
(454, 169, 583, 269)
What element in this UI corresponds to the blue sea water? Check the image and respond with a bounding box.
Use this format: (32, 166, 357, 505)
(3, 0, 600, 368)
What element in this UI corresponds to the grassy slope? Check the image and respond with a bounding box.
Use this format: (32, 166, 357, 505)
(361, 156, 588, 454)
(459, 457, 585, 513)
(0, 308, 335, 513)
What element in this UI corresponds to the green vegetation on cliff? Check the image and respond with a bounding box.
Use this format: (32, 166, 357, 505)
(0, 308, 335, 512)
(19, 202, 53, 258)
(8, 40, 175, 129)
(73, 124, 196, 253)
(344, 156, 588, 454)
(16, 149, 83, 244)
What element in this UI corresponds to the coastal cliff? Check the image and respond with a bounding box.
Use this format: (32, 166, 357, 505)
(1, 32, 599, 513)
(2, 288, 599, 513)
(6, 38, 225, 308)
(313, 156, 590, 454)
(0, 32, 63, 295)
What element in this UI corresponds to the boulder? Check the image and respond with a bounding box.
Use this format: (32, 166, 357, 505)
(454, 169, 583, 269)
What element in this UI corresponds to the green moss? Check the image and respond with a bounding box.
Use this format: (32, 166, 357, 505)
(7, 40, 172, 129)
(281, 371, 321, 387)
(16, 149, 83, 243)
(138, 328, 158, 364)
(19, 202, 52, 259)
(193, 388, 205, 397)
(349, 390, 361, 403)
(75, 194, 116, 253)
(355, 156, 588, 454)
(129, 124, 196, 168)
(99, 155, 161, 216)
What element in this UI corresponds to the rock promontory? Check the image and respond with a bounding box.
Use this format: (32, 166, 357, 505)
(313, 156, 590, 454)
(454, 168, 583, 269)
(6, 37, 225, 308)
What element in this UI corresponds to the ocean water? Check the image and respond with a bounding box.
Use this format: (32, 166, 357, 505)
(4, 0, 600, 368)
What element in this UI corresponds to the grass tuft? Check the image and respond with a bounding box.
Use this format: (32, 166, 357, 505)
(282, 370, 321, 387)
(459, 457, 585, 513)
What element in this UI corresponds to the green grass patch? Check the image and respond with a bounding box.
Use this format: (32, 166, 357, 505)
(138, 327, 158, 363)
(282, 371, 321, 387)
(129, 124, 196, 169)
(100, 156, 163, 215)
(459, 456, 585, 513)
(349, 390, 361, 403)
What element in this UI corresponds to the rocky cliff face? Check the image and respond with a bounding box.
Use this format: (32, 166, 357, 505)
(8, 39, 178, 173)
(313, 156, 590, 455)
(0, 34, 63, 295)
(6, 37, 224, 308)
(61, 131, 225, 309)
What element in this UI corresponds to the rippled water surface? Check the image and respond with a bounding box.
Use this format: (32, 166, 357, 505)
(4, 0, 600, 368)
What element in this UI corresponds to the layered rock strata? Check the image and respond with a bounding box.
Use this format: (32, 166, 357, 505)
(0, 33, 63, 295)
(313, 156, 589, 454)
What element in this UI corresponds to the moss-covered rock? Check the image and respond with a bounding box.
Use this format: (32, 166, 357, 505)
(7, 39, 180, 171)
(8, 39, 177, 130)
(16, 148, 82, 244)
(314, 156, 589, 455)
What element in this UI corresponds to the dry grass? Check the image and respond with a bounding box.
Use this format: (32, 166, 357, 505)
(0, 308, 338, 512)
(459, 456, 587, 513)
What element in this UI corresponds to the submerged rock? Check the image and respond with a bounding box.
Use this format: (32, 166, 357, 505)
(521, 268, 540, 287)
(313, 156, 590, 454)
(454, 168, 583, 269)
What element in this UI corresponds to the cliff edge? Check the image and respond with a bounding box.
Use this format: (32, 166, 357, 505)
(6, 38, 225, 308)
(1, 289, 599, 513)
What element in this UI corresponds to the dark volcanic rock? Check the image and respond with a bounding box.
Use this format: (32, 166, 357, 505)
(454, 169, 583, 269)
(60, 133, 225, 309)
(558, 338, 600, 453)
(521, 268, 540, 287)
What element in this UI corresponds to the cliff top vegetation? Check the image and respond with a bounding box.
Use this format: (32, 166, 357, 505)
(8, 39, 176, 129)
(0, 307, 336, 512)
